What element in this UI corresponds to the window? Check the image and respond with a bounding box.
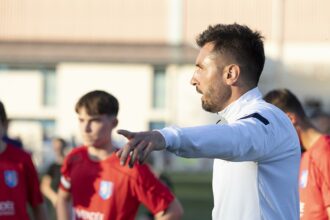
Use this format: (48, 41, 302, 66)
(42, 69, 56, 107)
(149, 121, 166, 130)
(152, 66, 166, 109)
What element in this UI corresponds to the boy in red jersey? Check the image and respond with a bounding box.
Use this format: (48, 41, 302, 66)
(57, 90, 183, 220)
(0, 100, 48, 220)
(264, 89, 330, 220)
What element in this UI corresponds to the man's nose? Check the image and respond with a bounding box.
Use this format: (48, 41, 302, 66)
(84, 122, 91, 133)
(190, 72, 198, 86)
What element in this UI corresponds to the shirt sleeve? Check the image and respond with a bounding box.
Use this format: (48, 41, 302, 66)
(59, 154, 71, 191)
(25, 154, 44, 206)
(158, 114, 298, 162)
(133, 165, 174, 215)
(315, 147, 330, 207)
(45, 163, 54, 176)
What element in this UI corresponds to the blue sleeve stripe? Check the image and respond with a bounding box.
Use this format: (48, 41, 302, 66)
(239, 113, 269, 125)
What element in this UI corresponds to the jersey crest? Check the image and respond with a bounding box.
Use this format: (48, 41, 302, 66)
(99, 180, 113, 200)
(4, 170, 18, 188)
(300, 170, 308, 188)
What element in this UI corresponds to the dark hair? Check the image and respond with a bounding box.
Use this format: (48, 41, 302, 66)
(196, 23, 265, 86)
(53, 137, 67, 148)
(53, 137, 67, 155)
(263, 89, 306, 118)
(75, 90, 119, 117)
(0, 100, 8, 124)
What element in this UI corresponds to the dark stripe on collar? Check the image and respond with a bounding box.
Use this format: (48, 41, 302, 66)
(239, 113, 269, 125)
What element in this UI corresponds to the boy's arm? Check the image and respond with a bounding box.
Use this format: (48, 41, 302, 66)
(154, 198, 183, 220)
(56, 188, 72, 220)
(41, 175, 58, 206)
(32, 203, 49, 220)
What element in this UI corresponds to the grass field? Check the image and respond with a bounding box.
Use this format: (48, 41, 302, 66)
(170, 172, 213, 220)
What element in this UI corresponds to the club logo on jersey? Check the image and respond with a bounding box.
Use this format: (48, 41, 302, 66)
(99, 181, 113, 200)
(4, 170, 18, 188)
(300, 170, 308, 188)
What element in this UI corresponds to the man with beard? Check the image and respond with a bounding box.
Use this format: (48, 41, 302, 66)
(117, 23, 301, 220)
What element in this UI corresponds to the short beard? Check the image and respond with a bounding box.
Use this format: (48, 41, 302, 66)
(202, 100, 217, 113)
(201, 84, 231, 113)
(201, 86, 219, 113)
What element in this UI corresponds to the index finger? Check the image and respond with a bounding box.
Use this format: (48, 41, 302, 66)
(119, 137, 140, 166)
(119, 142, 133, 166)
(117, 129, 135, 165)
(117, 129, 134, 139)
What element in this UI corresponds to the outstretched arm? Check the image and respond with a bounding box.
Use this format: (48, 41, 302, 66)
(118, 114, 298, 164)
(56, 188, 72, 220)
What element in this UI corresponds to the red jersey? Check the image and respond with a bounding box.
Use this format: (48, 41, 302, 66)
(0, 144, 43, 220)
(300, 135, 330, 219)
(60, 146, 174, 220)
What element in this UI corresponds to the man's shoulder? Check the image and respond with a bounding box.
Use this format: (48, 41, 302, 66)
(5, 143, 32, 160)
(67, 146, 86, 156)
(239, 99, 288, 124)
(64, 146, 86, 165)
(110, 159, 154, 181)
(309, 135, 330, 162)
(0, 145, 37, 172)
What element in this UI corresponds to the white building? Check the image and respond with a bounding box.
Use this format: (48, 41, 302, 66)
(0, 0, 329, 171)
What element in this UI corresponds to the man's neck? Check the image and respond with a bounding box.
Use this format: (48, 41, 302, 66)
(219, 86, 255, 112)
(87, 143, 115, 161)
(231, 85, 256, 102)
(299, 121, 323, 151)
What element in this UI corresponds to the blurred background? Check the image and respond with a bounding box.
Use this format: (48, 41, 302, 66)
(0, 0, 329, 219)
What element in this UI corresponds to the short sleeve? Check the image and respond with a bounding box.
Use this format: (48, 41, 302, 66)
(317, 150, 330, 206)
(133, 165, 174, 214)
(59, 154, 71, 191)
(45, 163, 55, 177)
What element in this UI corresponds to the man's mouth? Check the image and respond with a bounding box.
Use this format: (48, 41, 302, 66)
(196, 87, 203, 94)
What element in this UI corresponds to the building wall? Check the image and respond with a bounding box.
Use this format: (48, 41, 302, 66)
(1, 0, 330, 43)
(0, 70, 53, 168)
(0, 0, 168, 43)
(56, 63, 153, 144)
(1, 0, 329, 170)
(0, 70, 43, 116)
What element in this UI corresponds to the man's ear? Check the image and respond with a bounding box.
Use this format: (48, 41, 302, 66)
(112, 118, 118, 128)
(286, 112, 298, 125)
(223, 64, 240, 85)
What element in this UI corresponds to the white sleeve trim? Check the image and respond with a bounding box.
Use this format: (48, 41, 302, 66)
(61, 176, 71, 190)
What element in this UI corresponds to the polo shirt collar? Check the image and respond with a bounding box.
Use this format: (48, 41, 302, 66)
(218, 87, 262, 121)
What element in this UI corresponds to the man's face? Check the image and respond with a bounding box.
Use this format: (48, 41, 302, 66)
(52, 139, 64, 156)
(77, 107, 117, 148)
(191, 42, 231, 113)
